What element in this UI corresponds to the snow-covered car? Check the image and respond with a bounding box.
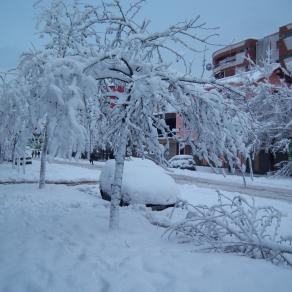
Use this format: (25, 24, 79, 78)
(100, 158, 180, 210)
(168, 155, 196, 171)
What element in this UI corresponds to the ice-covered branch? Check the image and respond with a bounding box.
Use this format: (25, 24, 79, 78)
(166, 191, 292, 268)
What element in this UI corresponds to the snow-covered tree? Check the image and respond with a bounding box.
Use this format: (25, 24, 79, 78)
(19, 51, 96, 188)
(0, 71, 32, 166)
(16, 0, 101, 188)
(240, 58, 292, 175)
(81, 0, 254, 229)
(35, 0, 99, 58)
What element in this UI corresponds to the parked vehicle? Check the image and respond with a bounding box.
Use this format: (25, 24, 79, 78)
(168, 155, 196, 171)
(99, 158, 180, 210)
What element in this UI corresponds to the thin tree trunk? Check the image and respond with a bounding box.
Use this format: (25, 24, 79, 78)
(22, 148, 26, 175)
(89, 130, 92, 161)
(109, 131, 127, 230)
(248, 156, 254, 181)
(87, 129, 92, 162)
(11, 138, 17, 168)
(17, 157, 20, 173)
(39, 120, 49, 189)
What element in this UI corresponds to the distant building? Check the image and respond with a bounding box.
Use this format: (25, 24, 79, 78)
(212, 23, 292, 174)
(213, 23, 292, 79)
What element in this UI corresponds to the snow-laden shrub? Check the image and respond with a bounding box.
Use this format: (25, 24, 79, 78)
(166, 191, 292, 268)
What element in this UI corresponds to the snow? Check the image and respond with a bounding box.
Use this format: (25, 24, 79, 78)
(1, 158, 291, 194)
(0, 159, 99, 183)
(54, 157, 106, 167)
(168, 155, 196, 170)
(169, 155, 193, 160)
(0, 183, 292, 292)
(170, 166, 292, 191)
(217, 63, 281, 84)
(100, 158, 180, 204)
(177, 183, 292, 237)
(1, 158, 291, 195)
(1, 160, 292, 291)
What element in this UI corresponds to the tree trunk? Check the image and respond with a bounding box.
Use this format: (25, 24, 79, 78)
(11, 138, 17, 168)
(39, 120, 49, 189)
(109, 131, 127, 230)
(17, 157, 20, 173)
(22, 148, 26, 175)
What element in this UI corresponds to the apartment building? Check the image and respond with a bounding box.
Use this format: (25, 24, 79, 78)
(212, 23, 292, 174)
(213, 23, 292, 79)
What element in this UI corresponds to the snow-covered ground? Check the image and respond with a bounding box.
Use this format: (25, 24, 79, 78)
(0, 183, 292, 292)
(2, 158, 291, 192)
(1, 160, 292, 291)
(0, 159, 99, 183)
(170, 166, 292, 191)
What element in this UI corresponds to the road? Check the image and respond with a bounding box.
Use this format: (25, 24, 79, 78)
(170, 173, 292, 203)
(52, 159, 292, 203)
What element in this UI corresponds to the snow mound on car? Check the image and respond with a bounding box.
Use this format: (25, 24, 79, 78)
(100, 158, 180, 205)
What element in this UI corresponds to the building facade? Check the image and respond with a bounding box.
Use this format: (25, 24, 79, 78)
(213, 23, 292, 79)
(212, 23, 292, 174)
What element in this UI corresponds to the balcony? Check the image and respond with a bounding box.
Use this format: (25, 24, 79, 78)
(213, 52, 246, 73)
(213, 41, 246, 58)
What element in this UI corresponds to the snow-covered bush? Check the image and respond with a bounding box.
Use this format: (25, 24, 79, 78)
(166, 191, 292, 268)
(100, 158, 180, 208)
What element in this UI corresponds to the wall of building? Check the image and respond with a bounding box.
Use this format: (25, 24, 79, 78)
(213, 39, 257, 78)
(213, 23, 292, 78)
(256, 32, 279, 64)
(279, 23, 292, 72)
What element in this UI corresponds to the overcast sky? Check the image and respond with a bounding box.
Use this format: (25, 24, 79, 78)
(0, 0, 292, 75)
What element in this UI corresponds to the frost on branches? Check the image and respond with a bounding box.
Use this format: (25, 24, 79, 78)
(166, 191, 292, 268)
(16, 0, 100, 188)
(18, 52, 96, 188)
(0, 71, 32, 166)
(81, 0, 254, 229)
(1, 0, 256, 230)
(242, 58, 292, 176)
